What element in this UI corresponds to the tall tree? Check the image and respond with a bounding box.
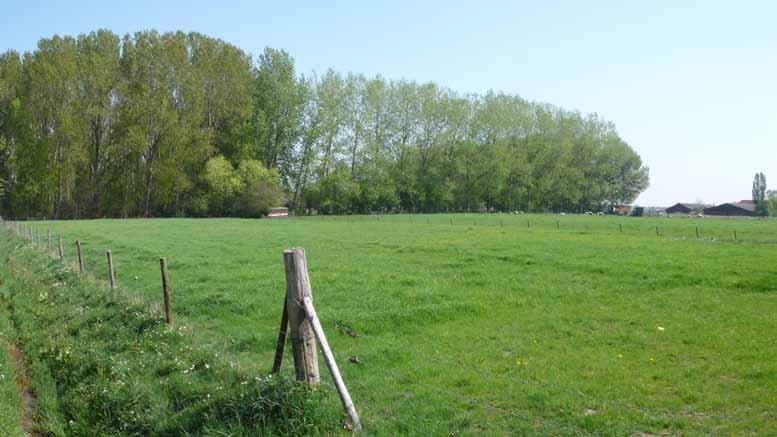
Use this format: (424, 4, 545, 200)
(75, 29, 121, 215)
(753, 172, 768, 216)
(252, 48, 306, 179)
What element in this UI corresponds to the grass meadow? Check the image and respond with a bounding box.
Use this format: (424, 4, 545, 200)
(12, 213, 777, 435)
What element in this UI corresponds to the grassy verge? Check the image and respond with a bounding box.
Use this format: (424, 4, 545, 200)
(0, 230, 340, 435)
(0, 302, 24, 437)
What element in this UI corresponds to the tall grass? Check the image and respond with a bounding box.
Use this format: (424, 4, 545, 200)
(0, 305, 24, 437)
(0, 232, 340, 435)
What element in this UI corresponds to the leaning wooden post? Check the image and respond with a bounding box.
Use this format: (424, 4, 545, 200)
(160, 257, 173, 325)
(58, 235, 64, 260)
(106, 250, 117, 290)
(271, 300, 289, 374)
(282, 248, 320, 385)
(619, 223, 623, 233)
(76, 240, 84, 273)
(301, 296, 362, 431)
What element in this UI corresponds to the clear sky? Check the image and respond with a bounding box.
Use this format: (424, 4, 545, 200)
(2, 0, 775, 206)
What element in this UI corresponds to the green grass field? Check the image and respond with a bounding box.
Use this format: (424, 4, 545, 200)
(14, 214, 777, 435)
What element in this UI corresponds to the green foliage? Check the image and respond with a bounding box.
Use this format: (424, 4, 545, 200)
(0, 232, 338, 435)
(234, 160, 284, 217)
(0, 30, 650, 219)
(203, 155, 242, 215)
(753, 173, 769, 216)
(202, 155, 283, 216)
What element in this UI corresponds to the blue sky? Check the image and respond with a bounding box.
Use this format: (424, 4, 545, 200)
(2, 0, 775, 205)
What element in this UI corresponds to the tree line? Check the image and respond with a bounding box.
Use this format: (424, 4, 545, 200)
(0, 29, 649, 219)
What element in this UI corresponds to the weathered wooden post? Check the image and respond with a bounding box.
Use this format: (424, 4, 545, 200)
(282, 247, 361, 430)
(527, 219, 530, 229)
(619, 223, 623, 233)
(655, 226, 659, 237)
(47, 228, 51, 250)
(106, 250, 117, 290)
(734, 230, 738, 241)
(282, 248, 320, 385)
(695, 226, 699, 239)
(160, 257, 173, 325)
(557, 221, 560, 230)
(76, 240, 84, 273)
(271, 300, 289, 374)
(58, 235, 64, 260)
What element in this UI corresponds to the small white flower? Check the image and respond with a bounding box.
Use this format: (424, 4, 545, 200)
(657, 326, 665, 331)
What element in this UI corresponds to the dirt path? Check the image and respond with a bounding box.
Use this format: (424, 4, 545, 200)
(9, 343, 37, 436)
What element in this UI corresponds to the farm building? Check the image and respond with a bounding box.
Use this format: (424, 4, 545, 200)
(666, 203, 708, 214)
(702, 201, 756, 217)
(612, 205, 631, 215)
(267, 207, 289, 218)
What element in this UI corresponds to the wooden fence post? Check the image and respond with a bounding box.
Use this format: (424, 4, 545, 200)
(282, 248, 320, 385)
(76, 240, 84, 273)
(58, 235, 64, 260)
(47, 228, 51, 250)
(160, 257, 173, 325)
(734, 230, 737, 241)
(619, 223, 623, 233)
(106, 250, 117, 290)
(695, 226, 699, 239)
(655, 226, 659, 237)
